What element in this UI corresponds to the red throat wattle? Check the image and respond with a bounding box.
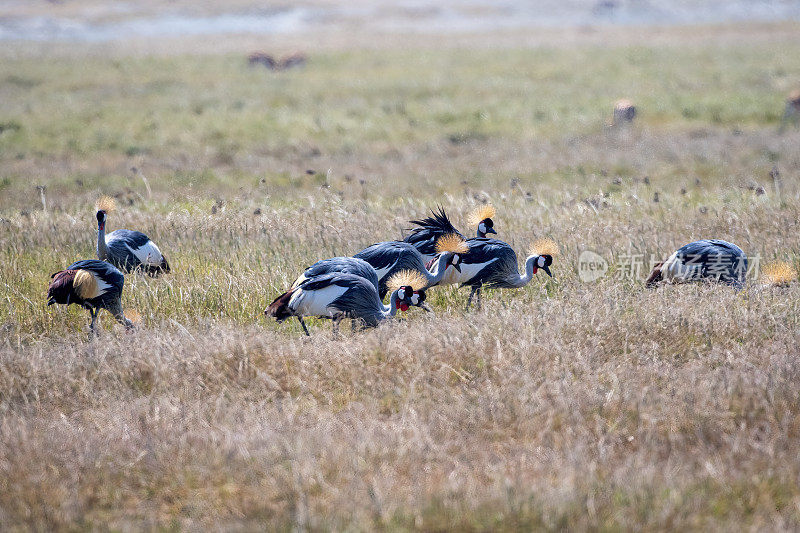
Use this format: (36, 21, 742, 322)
(532, 266, 538, 274)
(399, 303, 409, 312)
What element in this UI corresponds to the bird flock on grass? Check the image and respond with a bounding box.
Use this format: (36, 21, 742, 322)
(48, 196, 767, 338)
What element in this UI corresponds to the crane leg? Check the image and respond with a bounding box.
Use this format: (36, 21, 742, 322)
(297, 316, 310, 336)
(466, 286, 478, 309)
(476, 287, 482, 310)
(332, 317, 342, 336)
(88, 308, 99, 338)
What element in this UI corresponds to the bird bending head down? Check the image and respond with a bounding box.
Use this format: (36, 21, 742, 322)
(468, 204, 497, 236)
(386, 270, 429, 312)
(645, 239, 748, 289)
(435, 233, 470, 272)
(529, 238, 558, 277)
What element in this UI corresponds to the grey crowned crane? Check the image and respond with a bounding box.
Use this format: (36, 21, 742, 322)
(47, 259, 136, 337)
(288, 256, 432, 333)
(403, 205, 497, 263)
(430, 238, 558, 308)
(95, 196, 170, 276)
(354, 234, 469, 299)
(266, 270, 429, 336)
(646, 239, 748, 289)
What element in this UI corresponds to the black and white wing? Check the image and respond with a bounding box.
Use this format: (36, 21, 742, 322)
(106, 229, 169, 274)
(66, 259, 125, 304)
(293, 273, 383, 325)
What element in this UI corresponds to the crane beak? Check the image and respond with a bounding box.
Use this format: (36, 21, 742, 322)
(452, 262, 462, 273)
(486, 227, 497, 235)
(47, 298, 56, 306)
(420, 303, 432, 312)
(542, 265, 552, 277)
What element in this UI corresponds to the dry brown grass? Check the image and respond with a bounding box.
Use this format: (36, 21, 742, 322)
(3, 282, 800, 529)
(3, 187, 800, 529)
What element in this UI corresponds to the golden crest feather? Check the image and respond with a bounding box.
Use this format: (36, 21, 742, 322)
(468, 204, 496, 226)
(435, 233, 470, 254)
(761, 260, 796, 286)
(95, 195, 117, 214)
(530, 238, 560, 258)
(386, 269, 428, 293)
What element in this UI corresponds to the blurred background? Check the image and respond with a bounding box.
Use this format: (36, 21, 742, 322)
(2, 0, 800, 45)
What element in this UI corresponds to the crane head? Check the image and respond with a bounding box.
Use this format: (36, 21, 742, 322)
(447, 252, 462, 272)
(96, 209, 107, 230)
(533, 255, 553, 277)
(469, 204, 497, 237)
(395, 286, 429, 313)
(95, 196, 116, 230)
(410, 289, 431, 311)
(477, 218, 496, 236)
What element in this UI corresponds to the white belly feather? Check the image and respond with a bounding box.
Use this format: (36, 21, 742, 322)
(662, 250, 703, 283)
(125, 239, 163, 266)
(289, 284, 349, 318)
(438, 258, 497, 286)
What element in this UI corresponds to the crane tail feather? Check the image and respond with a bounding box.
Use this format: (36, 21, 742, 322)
(47, 270, 77, 305)
(266, 289, 296, 322)
(645, 262, 664, 288)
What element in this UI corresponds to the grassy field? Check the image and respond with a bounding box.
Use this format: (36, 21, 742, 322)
(2, 23, 800, 530)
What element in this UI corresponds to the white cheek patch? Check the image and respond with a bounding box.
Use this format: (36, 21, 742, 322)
(478, 223, 486, 234)
(537, 256, 546, 267)
(411, 294, 420, 305)
(453, 255, 460, 264)
(397, 288, 406, 300)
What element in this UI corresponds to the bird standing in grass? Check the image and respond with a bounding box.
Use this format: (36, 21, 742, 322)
(354, 234, 469, 299)
(266, 270, 429, 336)
(646, 239, 748, 289)
(430, 238, 557, 309)
(47, 259, 135, 337)
(95, 196, 170, 276)
(403, 205, 497, 262)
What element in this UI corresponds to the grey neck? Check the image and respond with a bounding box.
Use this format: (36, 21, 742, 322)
(425, 252, 453, 287)
(97, 219, 108, 260)
(508, 255, 537, 288)
(385, 291, 399, 318)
